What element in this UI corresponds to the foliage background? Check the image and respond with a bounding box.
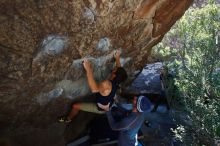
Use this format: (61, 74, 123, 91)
(152, 0, 220, 145)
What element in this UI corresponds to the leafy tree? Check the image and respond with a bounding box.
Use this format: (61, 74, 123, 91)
(152, 1, 220, 144)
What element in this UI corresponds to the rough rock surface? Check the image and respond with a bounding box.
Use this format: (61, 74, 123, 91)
(127, 62, 163, 94)
(0, 0, 193, 145)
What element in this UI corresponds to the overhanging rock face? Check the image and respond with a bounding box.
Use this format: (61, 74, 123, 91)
(0, 0, 193, 145)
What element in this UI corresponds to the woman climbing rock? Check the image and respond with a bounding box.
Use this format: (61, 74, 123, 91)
(58, 50, 128, 123)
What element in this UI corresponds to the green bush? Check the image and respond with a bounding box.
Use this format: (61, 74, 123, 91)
(153, 0, 220, 141)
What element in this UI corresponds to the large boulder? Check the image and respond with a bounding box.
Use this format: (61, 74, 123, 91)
(0, 0, 193, 145)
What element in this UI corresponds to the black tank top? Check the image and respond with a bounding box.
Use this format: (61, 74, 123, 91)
(95, 80, 118, 111)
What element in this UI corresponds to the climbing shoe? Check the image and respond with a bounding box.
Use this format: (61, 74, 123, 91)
(58, 116, 71, 123)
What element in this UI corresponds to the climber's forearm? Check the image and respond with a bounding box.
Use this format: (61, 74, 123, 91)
(86, 68, 99, 93)
(115, 56, 121, 68)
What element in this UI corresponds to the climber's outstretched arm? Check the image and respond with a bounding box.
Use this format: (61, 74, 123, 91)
(114, 50, 121, 68)
(83, 59, 99, 93)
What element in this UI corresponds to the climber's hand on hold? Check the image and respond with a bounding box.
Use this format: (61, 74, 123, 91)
(83, 59, 92, 72)
(114, 49, 121, 59)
